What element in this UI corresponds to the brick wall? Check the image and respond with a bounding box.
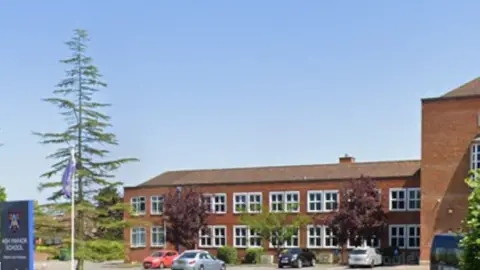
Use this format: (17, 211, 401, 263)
(420, 96, 480, 262)
(124, 176, 420, 263)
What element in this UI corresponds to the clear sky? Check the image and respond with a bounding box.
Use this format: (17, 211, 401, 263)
(1, 1, 479, 203)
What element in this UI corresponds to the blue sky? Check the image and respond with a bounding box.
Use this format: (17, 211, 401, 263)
(1, 1, 479, 203)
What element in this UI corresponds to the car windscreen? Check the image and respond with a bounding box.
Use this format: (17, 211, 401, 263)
(284, 248, 301, 254)
(431, 235, 463, 266)
(179, 252, 198, 259)
(350, 249, 367, 255)
(152, 252, 165, 257)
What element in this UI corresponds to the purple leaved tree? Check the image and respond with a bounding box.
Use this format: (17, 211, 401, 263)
(324, 175, 387, 264)
(163, 186, 209, 250)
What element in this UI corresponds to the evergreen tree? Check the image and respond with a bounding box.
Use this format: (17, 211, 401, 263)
(34, 29, 137, 270)
(94, 185, 124, 240)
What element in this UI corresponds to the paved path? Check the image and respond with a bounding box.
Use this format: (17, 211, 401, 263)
(35, 261, 429, 270)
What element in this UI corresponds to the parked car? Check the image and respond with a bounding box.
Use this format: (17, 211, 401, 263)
(143, 250, 179, 269)
(430, 233, 463, 270)
(278, 248, 316, 268)
(171, 250, 225, 270)
(348, 247, 382, 268)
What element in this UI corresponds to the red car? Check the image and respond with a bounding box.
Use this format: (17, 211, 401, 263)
(143, 250, 179, 269)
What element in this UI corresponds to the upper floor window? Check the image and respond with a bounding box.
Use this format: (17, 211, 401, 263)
(233, 192, 262, 213)
(471, 143, 480, 171)
(389, 188, 421, 211)
(269, 191, 300, 212)
(203, 194, 227, 214)
(131, 196, 146, 215)
(307, 190, 339, 212)
(151, 196, 164, 215)
(323, 190, 339, 211)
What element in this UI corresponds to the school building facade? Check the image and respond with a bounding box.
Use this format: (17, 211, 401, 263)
(124, 78, 480, 264)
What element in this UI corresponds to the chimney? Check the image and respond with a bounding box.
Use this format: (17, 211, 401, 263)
(339, 154, 355, 164)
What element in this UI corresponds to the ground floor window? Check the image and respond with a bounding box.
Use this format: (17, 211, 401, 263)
(199, 225, 227, 248)
(389, 224, 420, 249)
(151, 226, 165, 247)
(307, 225, 322, 248)
(131, 227, 146, 248)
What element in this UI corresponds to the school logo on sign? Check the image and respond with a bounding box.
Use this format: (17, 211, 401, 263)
(8, 212, 20, 232)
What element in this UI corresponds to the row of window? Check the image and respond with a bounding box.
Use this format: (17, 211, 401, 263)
(130, 188, 421, 215)
(130, 224, 420, 250)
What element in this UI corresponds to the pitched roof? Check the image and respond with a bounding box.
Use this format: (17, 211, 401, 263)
(442, 77, 480, 98)
(138, 160, 420, 187)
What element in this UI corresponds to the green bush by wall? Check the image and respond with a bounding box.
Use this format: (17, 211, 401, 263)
(217, 246, 238, 264)
(244, 247, 264, 264)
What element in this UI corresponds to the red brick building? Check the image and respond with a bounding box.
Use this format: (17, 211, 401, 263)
(124, 78, 480, 264)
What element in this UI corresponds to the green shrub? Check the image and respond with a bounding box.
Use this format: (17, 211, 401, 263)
(244, 247, 264, 264)
(217, 246, 238, 264)
(85, 240, 124, 262)
(35, 245, 60, 259)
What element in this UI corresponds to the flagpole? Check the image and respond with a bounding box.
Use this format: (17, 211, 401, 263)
(71, 148, 76, 270)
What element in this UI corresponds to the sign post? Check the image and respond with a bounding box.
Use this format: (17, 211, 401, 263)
(0, 200, 34, 270)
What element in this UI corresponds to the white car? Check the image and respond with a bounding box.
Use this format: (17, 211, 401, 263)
(348, 247, 382, 268)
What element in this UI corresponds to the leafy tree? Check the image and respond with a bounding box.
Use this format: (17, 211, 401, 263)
(325, 176, 386, 263)
(0, 185, 6, 202)
(163, 186, 209, 250)
(34, 202, 67, 244)
(94, 185, 124, 240)
(240, 209, 311, 257)
(33, 29, 137, 270)
(460, 171, 480, 269)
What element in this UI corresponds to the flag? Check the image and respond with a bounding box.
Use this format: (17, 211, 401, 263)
(62, 148, 76, 199)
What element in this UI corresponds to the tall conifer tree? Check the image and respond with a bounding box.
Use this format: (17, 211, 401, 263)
(34, 29, 137, 270)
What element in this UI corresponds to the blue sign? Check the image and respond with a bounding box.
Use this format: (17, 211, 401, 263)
(0, 200, 34, 270)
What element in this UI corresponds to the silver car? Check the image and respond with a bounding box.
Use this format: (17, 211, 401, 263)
(171, 250, 226, 270)
(348, 247, 383, 268)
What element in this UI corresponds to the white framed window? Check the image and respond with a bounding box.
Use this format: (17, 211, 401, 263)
(269, 192, 284, 212)
(407, 188, 421, 211)
(150, 196, 164, 215)
(284, 228, 299, 248)
(306, 225, 322, 248)
(233, 193, 248, 213)
(233, 225, 248, 248)
(407, 225, 420, 249)
(268, 228, 299, 248)
(248, 192, 262, 213)
(389, 188, 406, 211)
(199, 226, 212, 247)
(213, 194, 227, 214)
(212, 225, 227, 247)
(249, 228, 262, 247)
(323, 227, 338, 248)
(151, 226, 165, 247)
(233, 192, 262, 213)
(324, 190, 339, 211)
(471, 143, 480, 170)
(131, 196, 146, 215)
(269, 191, 300, 212)
(203, 193, 227, 214)
(307, 191, 323, 213)
(130, 227, 146, 248)
(389, 225, 406, 248)
(285, 191, 300, 212)
(389, 188, 421, 211)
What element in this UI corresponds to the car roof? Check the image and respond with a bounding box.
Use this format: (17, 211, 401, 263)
(184, 250, 206, 253)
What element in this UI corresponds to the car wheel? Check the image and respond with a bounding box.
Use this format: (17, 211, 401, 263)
(200, 265, 204, 270)
(160, 262, 165, 269)
(278, 264, 283, 269)
(370, 260, 374, 268)
(220, 264, 226, 270)
(311, 259, 315, 267)
(297, 259, 303, 268)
